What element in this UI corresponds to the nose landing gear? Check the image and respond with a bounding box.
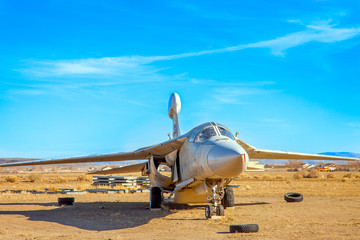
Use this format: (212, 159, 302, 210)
(205, 180, 226, 219)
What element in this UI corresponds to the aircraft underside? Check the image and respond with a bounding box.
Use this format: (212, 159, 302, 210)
(148, 153, 235, 218)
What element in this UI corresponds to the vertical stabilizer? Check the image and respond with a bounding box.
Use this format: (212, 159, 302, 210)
(168, 92, 181, 138)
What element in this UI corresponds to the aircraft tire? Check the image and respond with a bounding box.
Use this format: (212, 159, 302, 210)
(222, 186, 234, 208)
(205, 205, 213, 219)
(230, 224, 259, 233)
(216, 205, 225, 216)
(58, 197, 75, 206)
(284, 192, 303, 202)
(150, 187, 162, 209)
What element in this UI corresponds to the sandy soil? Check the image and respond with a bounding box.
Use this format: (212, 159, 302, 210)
(0, 172, 359, 240)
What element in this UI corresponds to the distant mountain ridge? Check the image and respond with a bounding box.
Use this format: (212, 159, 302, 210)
(319, 152, 360, 159)
(0, 158, 38, 164)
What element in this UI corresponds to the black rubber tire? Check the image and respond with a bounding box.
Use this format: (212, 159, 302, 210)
(222, 186, 234, 208)
(284, 192, 303, 202)
(205, 205, 213, 219)
(230, 224, 259, 233)
(216, 205, 225, 216)
(150, 187, 162, 209)
(58, 197, 75, 206)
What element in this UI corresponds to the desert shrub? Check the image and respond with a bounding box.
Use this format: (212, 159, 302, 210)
(343, 173, 354, 179)
(5, 175, 19, 183)
(342, 177, 349, 182)
(253, 175, 260, 180)
(28, 173, 42, 182)
(46, 186, 58, 192)
(293, 173, 303, 180)
(301, 170, 310, 178)
(239, 173, 250, 179)
(262, 175, 272, 180)
(54, 177, 68, 183)
(77, 184, 89, 191)
(308, 169, 320, 178)
(319, 173, 325, 179)
(327, 173, 336, 179)
(245, 185, 252, 190)
(76, 175, 90, 182)
(354, 173, 360, 179)
(275, 175, 284, 180)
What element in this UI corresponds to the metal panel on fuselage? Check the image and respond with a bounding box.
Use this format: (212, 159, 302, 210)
(178, 139, 200, 180)
(179, 140, 215, 181)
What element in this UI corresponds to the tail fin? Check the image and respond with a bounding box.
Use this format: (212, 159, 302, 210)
(168, 92, 181, 138)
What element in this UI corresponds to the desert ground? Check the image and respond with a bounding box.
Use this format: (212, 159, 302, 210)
(0, 171, 359, 240)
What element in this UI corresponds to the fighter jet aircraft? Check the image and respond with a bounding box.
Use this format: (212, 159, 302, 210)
(1, 93, 359, 218)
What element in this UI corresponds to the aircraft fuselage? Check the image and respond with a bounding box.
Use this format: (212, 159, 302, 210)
(179, 123, 248, 181)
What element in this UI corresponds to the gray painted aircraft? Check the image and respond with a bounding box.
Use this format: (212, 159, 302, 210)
(1, 93, 359, 218)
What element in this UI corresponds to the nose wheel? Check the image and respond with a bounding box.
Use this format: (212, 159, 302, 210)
(205, 204, 224, 219)
(216, 205, 225, 216)
(205, 205, 213, 219)
(205, 180, 226, 219)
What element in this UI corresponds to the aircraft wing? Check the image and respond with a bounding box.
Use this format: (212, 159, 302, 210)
(88, 162, 147, 175)
(0, 135, 188, 167)
(236, 138, 359, 161)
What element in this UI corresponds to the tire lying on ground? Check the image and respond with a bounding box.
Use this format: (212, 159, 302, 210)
(58, 197, 75, 206)
(230, 224, 259, 233)
(284, 192, 303, 202)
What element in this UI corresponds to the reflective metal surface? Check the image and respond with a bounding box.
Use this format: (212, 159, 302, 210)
(207, 141, 245, 177)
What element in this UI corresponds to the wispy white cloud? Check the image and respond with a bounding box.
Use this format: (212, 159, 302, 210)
(13, 20, 360, 100)
(190, 78, 275, 86)
(21, 20, 360, 78)
(260, 118, 290, 129)
(23, 56, 164, 78)
(212, 87, 274, 104)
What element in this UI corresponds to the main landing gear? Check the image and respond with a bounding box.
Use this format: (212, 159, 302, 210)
(150, 186, 162, 209)
(205, 180, 234, 219)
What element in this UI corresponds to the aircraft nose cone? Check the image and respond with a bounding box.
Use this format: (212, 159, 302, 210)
(207, 145, 245, 178)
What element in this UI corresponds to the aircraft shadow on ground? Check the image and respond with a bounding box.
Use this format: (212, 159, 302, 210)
(0, 201, 171, 231)
(0, 202, 54, 206)
(234, 202, 270, 206)
(163, 202, 270, 221)
(0, 201, 271, 230)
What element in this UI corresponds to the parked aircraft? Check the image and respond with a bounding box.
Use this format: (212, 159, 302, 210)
(1, 93, 358, 218)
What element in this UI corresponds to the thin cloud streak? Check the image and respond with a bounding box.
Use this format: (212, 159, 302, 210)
(22, 21, 360, 77)
(212, 87, 273, 105)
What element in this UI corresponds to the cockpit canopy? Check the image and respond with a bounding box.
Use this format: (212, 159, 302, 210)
(189, 122, 235, 142)
(195, 126, 217, 142)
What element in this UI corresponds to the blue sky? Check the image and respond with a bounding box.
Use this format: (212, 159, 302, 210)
(0, 0, 360, 158)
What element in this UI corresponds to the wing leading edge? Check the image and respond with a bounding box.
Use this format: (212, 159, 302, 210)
(0, 135, 188, 167)
(236, 138, 360, 161)
(88, 162, 147, 175)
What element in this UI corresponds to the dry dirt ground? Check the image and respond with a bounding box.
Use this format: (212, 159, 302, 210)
(0, 172, 359, 240)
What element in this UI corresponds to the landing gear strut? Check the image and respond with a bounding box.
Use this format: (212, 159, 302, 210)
(150, 186, 162, 209)
(205, 180, 226, 219)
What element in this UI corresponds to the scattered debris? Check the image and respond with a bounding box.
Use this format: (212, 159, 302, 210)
(92, 176, 150, 188)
